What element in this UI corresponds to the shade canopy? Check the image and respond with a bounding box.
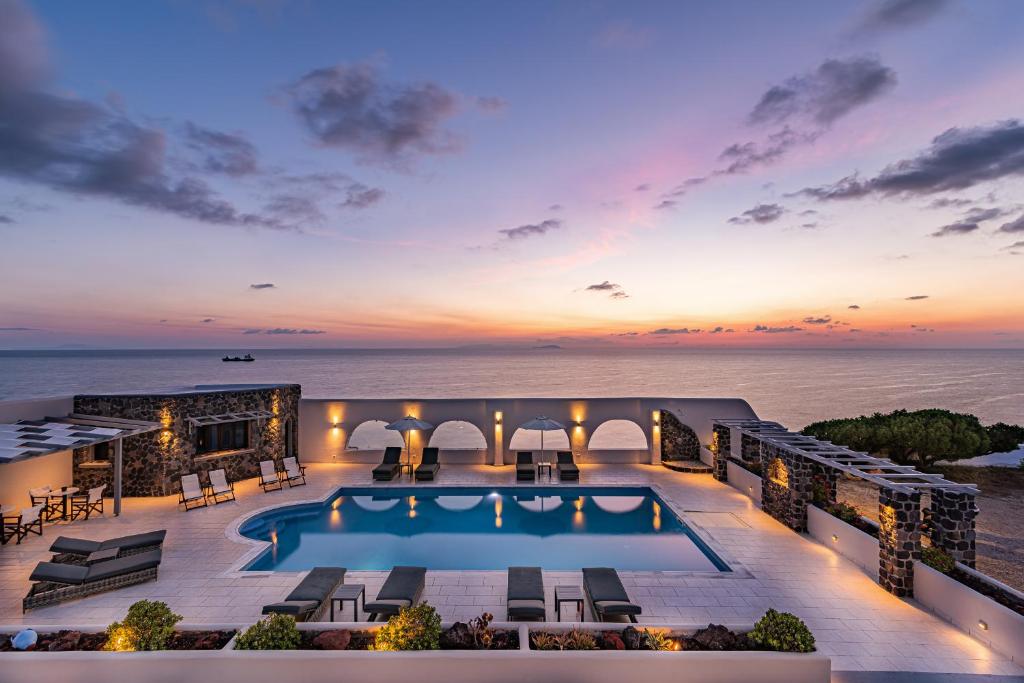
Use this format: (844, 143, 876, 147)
(385, 416, 434, 433)
(519, 416, 565, 432)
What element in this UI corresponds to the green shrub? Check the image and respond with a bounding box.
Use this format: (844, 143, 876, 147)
(749, 609, 815, 653)
(987, 422, 1024, 453)
(530, 631, 562, 651)
(560, 628, 597, 650)
(103, 600, 181, 651)
(372, 603, 442, 651)
(234, 613, 302, 650)
(921, 546, 955, 574)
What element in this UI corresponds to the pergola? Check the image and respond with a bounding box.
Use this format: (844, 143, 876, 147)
(712, 417, 978, 495)
(0, 414, 161, 516)
(711, 417, 979, 597)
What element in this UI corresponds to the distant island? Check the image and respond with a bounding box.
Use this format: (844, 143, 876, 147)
(533, 344, 562, 350)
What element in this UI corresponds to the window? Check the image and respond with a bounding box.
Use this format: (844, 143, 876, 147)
(92, 441, 110, 461)
(196, 420, 250, 455)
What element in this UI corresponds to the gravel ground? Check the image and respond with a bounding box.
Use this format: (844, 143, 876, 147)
(837, 467, 1024, 592)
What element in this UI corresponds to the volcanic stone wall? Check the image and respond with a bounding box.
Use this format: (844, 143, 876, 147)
(660, 411, 701, 461)
(72, 385, 300, 497)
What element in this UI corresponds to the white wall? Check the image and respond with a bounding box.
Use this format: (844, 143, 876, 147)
(727, 461, 763, 506)
(0, 396, 75, 508)
(298, 397, 758, 465)
(806, 505, 879, 581)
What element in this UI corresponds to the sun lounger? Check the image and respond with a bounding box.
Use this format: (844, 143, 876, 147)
(49, 529, 166, 559)
(280, 456, 307, 487)
(205, 468, 236, 504)
(178, 473, 207, 510)
(373, 446, 402, 481)
(365, 566, 426, 621)
(556, 451, 579, 481)
(23, 549, 162, 612)
(516, 451, 535, 481)
(262, 566, 347, 622)
(506, 566, 546, 620)
(415, 447, 440, 481)
(259, 460, 283, 492)
(582, 567, 642, 623)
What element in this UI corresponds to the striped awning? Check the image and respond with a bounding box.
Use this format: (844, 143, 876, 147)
(0, 414, 161, 464)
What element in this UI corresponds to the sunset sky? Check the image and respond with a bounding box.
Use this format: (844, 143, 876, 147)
(1, 0, 1023, 349)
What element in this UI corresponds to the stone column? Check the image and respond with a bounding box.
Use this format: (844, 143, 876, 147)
(740, 434, 761, 466)
(760, 444, 813, 532)
(811, 463, 839, 507)
(878, 487, 921, 597)
(711, 424, 730, 481)
(930, 490, 978, 568)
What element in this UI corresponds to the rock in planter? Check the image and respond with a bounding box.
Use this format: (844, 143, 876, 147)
(440, 623, 473, 650)
(692, 624, 749, 651)
(48, 631, 82, 652)
(621, 626, 643, 651)
(312, 630, 351, 650)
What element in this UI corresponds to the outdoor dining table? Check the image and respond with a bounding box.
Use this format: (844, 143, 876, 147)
(48, 486, 79, 521)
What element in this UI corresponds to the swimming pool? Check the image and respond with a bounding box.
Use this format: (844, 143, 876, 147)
(239, 486, 729, 572)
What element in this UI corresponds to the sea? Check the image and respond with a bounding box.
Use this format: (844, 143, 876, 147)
(0, 348, 1021, 430)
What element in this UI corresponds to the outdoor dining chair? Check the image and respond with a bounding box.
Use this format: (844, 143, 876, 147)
(70, 485, 106, 521)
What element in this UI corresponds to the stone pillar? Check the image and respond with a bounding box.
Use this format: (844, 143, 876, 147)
(740, 434, 761, 466)
(878, 487, 921, 597)
(930, 490, 978, 568)
(811, 463, 839, 507)
(760, 444, 814, 532)
(711, 425, 730, 481)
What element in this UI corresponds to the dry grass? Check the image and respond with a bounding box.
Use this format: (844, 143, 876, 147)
(837, 467, 1024, 592)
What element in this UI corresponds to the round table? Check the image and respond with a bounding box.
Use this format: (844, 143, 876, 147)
(48, 487, 80, 520)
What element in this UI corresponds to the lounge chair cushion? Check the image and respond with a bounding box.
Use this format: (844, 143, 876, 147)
(507, 599, 546, 618)
(377, 566, 425, 600)
(285, 567, 347, 602)
(507, 566, 544, 601)
(48, 537, 102, 555)
(594, 600, 642, 616)
(364, 598, 411, 613)
(50, 530, 167, 556)
(262, 600, 320, 617)
(85, 550, 162, 582)
(29, 562, 89, 585)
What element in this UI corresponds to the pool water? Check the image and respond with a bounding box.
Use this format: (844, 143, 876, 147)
(240, 486, 729, 572)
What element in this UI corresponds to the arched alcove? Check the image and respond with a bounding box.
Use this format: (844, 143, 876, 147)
(508, 427, 570, 452)
(427, 420, 488, 450)
(346, 420, 406, 451)
(587, 419, 648, 450)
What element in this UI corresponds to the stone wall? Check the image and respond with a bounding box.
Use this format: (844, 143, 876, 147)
(711, 424, 730, 481)
(930, 490, 978, 568)
(660, 411, 701, 461)
(72, 385, 301, 497)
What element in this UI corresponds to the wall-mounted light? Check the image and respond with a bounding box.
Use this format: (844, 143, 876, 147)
(494, 411, 503, 425)
(831, 534, 839, 543)
(978, 620, 989, 631)
(652, 410, 661, 426)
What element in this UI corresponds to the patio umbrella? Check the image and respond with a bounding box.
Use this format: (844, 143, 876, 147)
(386, 415, 434, 470)
(519, 416, 565, 465)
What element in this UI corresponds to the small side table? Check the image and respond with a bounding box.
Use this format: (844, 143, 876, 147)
(554, 585, 584, 622)
(85, 547, 120, 565)
(330, 583, 365, 621)
(537, 463, 552, 480)
(400, 463, 414, 478)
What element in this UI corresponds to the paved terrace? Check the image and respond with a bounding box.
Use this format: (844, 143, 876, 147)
(0, 464, 1019, 676)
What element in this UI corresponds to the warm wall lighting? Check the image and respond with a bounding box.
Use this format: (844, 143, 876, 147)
(494, 411, 502, 425)
(831, 534, 839, 543)
(652, 410, 660, 426)
(978, 620, 989, 631)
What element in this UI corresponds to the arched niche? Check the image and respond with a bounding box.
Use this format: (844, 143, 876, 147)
(587, 419, 649, 450)
(346, 420, 406, 451)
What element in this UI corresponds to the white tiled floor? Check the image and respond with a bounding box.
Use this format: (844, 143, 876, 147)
(0, 463, 1019, 675)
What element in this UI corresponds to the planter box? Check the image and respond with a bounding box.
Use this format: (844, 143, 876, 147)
(727, 461, 762, 506)
(806, 505, 879, 581)
(0, 621, 829, 683)
(915, 561, 1024, 663)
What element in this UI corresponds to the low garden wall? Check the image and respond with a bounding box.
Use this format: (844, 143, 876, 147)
(915, 562, 1024, 663)
(806, 505, 879, 581)
(726, 461, 762, 506)
(0, 621, 830, 683)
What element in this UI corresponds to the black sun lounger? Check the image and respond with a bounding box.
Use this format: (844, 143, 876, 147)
(373, 446, 403, 481)
(49, 529, 167, 560)
(516, 451, 535, 481)
(365, 566, 426, 621)
(507, 566, 546, 620)
(262, 566, 347, 622)
(23, 549, 163, 612)
(582, 567, 642, 623)
(415, 447, 440, 481)
(556, 451, 579, 481)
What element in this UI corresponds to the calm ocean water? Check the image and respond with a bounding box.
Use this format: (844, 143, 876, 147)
(0, 348, 1021, 428)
